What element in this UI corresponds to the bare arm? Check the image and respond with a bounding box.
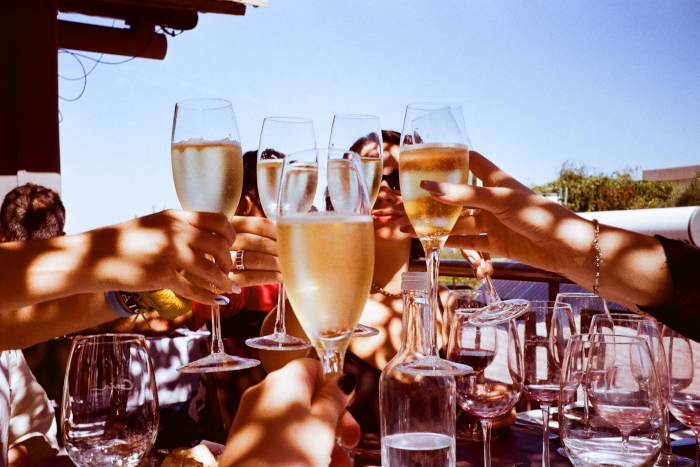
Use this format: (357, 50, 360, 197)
(423, 152, 674, 310)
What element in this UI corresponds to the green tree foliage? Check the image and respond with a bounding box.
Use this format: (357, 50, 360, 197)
(533, 162, 674, 212)
(666, 171, 700, 207)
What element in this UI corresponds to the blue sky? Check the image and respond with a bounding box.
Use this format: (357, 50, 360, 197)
(57, 1, 700, 234)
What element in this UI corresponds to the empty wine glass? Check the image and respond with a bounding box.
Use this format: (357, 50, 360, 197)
(245, 116, 314, 351)
(663, 326, 700, 467)
(559, 334, 663, 467)
(591, 314, 690, 467)
(172, 98, 259, 372)
(62, 334, 159, 467)
(515, 301, 576, 467)
(555, 292, 610, 334)
(447, 317, 523, 467)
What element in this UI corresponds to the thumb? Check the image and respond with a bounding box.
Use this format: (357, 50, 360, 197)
(310, 373, 357, 425)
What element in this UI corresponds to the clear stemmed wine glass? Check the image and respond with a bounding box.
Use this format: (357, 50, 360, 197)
(329, 114, 383, 338)
(447, 316, 523, 467)
(559, 334, 663, 467)
(276, 148, 374, 375)
(663, 326, 700, 467)
(591, 314, 691, 467)
(515, 301, 576, 467)
(62, 334, 159, 467)
(172, 98, 259, 372)
(555, 292, 610, 334)
(245, 116, 314, 351)
(397, 102, 475, 376)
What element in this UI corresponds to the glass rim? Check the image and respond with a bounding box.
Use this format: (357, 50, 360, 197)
(332, 114, 380, 120)
(175, 98, 232, 110)
(555, 292, 601, 298)
(287, 147, 360, 160)
(72, 333, 147, 345)
(523, 300, 573, 310)
(263, 116, 314, 123)
(568, 333, 649, 344)
(406, 101, 462, 111)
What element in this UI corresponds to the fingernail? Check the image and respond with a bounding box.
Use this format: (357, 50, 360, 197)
(420, 180, 448, 195)
(466, 256, 475, 267)
(215, 295, 230, 305)
(231, 282, 241, 294)
(399, 225, 410, 234)
(338, 373, 358, 395)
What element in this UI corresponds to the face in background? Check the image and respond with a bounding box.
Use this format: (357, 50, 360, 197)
(372, 142, 410, 242)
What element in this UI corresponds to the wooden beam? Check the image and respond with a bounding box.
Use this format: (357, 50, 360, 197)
(58, 0, 199, 30)
(58, 20, 167, 59)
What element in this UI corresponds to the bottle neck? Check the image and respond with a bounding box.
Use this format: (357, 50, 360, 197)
(399, 289, 438, 358)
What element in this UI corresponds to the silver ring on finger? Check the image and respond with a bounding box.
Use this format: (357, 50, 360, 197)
(235, 250, 246, 271)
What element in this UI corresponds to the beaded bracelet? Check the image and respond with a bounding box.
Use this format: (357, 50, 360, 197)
(592, 219, 602, 295)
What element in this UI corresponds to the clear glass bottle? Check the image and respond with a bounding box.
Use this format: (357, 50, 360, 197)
(380, 272, 457, 467)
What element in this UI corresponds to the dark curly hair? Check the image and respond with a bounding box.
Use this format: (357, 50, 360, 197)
(0, 183, 65, 241)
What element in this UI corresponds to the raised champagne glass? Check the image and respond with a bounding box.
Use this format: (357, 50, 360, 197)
(172, 98, 259, 372)
(329, 113, 383, 338)
(276, 148, 374, 375)
(245, 117, 314, 351)
(397, 102, 475, 376)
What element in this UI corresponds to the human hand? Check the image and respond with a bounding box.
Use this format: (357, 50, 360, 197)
(82, 210, 237, 306)
(220, 358, 361, 467)
(228, 216, 282, 287)
(419, 151, 593, 276)
(459, 249, 494, 279)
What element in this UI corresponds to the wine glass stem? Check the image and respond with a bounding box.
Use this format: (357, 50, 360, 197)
(318, 340, 347, 378)
(621, 431, 631, 455)
(694, 431, 699, 467)
(582, 388, 591, 433)
(273, 282, 287, 336)
(210, 303, 224, 355)
(483, 273, 503, 307)
(422, 240, 442, 357)
(660, 406, 674, 457)
(541, 404, 551, 467)
(480, 418, 493, 467)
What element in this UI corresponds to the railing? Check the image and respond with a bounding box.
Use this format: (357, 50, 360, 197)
(409, 259, 573, 302)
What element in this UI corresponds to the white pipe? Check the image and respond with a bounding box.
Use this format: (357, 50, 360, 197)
(578, 206, 700, 246)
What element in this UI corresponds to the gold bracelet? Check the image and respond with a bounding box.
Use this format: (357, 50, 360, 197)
(592, 219, 602, 295)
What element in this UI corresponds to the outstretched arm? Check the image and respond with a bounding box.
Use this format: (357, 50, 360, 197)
(421, 151, 674, 310)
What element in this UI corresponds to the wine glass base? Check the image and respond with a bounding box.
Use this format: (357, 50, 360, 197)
(245, 333, 312, 351)
(396, 356, 473, 376)
(352, 323, 380, 337)
(469, 299, 530, 326)
(654, 454, 695, 467)
(177, 352, 260, 373)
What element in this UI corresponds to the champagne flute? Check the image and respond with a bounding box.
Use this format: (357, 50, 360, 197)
(591, 314, 690, 466)
(245, 117, 314, 351)
(515, 301, 576, 467)
(329, 114, 383, 338)
(276, 148, 374, 375)
(447, 317, 523, 467)
(398, 102, 476, 376)
(172, 98, 259, 372)
(559, 334, 663, 467)
(62, 334, 159, 467)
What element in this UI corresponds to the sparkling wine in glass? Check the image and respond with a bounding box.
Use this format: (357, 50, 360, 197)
(398, 102, 473, 376)
(559, 334, 662, 467)
(329, 114, 383, 338)
(62, 334, 159, 467)
(447, 316, 523, 467)
(663, 326, 700, 467)
(172, 98, 259, 372)
(245, 116, 314, 351)
(515, 301, 576, 467)
(276, 148, 374, 375)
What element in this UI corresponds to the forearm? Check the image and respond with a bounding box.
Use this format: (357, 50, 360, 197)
(0, 234, 98, 315)
(553, 218, 674, 308)
(0, 293, 116, 350)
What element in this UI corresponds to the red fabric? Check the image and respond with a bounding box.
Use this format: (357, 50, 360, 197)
(192, 284, 279, 330)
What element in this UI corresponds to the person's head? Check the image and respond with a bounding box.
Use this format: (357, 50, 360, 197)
(349, 132, 382, 159)
(0, 183, 65, 242)
(235, 151, 265, 217)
